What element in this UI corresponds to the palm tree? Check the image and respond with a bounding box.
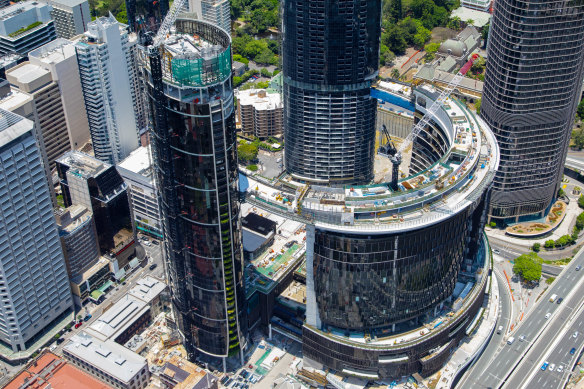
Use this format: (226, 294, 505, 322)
(391, 69, 400, 79)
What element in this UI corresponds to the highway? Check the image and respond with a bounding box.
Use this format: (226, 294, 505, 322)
(514, 303, 584, 389)
(456, 270, 513, 388)
(458, 247, 584, 388)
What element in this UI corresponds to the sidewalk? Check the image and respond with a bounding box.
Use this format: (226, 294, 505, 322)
(430, 272, 500, 388)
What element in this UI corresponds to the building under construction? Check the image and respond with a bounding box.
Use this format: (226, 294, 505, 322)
(142, 17, 246, 366)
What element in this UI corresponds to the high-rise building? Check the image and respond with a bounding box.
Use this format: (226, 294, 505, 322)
(188, 0, 231, 34)
(29, 39, 91, 150)
(55, 204, 100, 280)
(117, 145, 163, 239)
(282, 0, 380, 185)
(56, 151, 134, 259)
(47, 0, 90, 39)
(481, 0, 584, 222)
(237, 89, 283, 140)
(6, 62, 70, 169)
(143, 18, 246, 362)
(0, 1, 56, 55)
(0, 109, 73, 353)
(75, 15, 140, 165)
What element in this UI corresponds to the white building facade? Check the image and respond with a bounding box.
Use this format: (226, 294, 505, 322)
(48, 0, 90, 39)
(75, 15, 140, 165)
(0, 109, 73, 353)
(117, 146, 162, 238)
(188, 0, 231, 34)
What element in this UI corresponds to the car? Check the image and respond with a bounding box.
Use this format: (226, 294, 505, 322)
(49, 343, 57, 352)
(248, 364, 253, 369)
(577, 265, 582, 271)
(545, 312, 551, 319)
(56, 337, 65, 344)
(493, 249, 501, 255)
(519, 335, 526, 342)
(83, 314, 92, 321)
(144, 241, 151, 247)
(574, 331, 579, 338)
(74, 322, 82, 329)
(557, 365, 564, 373)
(152, 240, 159, 245)
(497, 326, 503, 334)
(142, 237, 149, 242)
(122, 281, 127, 285)
(557, 297, 564, 304)
(549, 363, 556, 371)
(149, 264, 158, 271)
(571, 347, 577, 355)
(541, 361, 549, 371)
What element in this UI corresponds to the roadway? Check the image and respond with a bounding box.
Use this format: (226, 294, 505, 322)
(457, 270, 513, 388)
(457, 247, 584, 388)
(514, 303, 584, 389)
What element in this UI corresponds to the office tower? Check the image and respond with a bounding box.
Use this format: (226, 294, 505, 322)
(29, 39, 91, 150)
(282, 0, 380, 185)
(144, 18, 246, 362)
(0, 1, 56, 55)
(56, 151, 134, 261)
(75, 15, 140, 165)
(0, 109, 73, 353)
(48, 0, 90, 39)
(6, 62, 70, 169)
(189, 0, 231, 34)
(237, 89, 283, 140)
(55, 205, 100, 279)
(117, 145, 163, 239)
(481, 0, 584, 222)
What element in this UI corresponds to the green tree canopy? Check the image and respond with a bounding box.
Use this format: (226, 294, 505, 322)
(238, 142, 258, 162)
(512, 252, 542, 282)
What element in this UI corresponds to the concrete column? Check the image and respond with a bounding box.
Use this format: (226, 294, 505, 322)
(304, 224, 321, 328)
(222, 357, 226, 373)
(392, 323, 396, 332)
(268, 323, 272, 340)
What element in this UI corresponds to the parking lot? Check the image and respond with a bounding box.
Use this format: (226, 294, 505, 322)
(257, 150, 283, 179)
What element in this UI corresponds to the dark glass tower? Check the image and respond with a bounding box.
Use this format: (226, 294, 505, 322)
(282, 0, 381, 185)
(481, 0, 584, 221)
(144, 19, 246, 361)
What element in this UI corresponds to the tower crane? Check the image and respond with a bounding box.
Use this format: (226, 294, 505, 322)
(147, 0, 187, 54)
(379, 53, 480, 191)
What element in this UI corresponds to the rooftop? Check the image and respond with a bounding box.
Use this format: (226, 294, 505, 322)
(4, 351, 112, 389)
(55, 204, 93, 234)
(86, 294, 148, 341)
(242, 86, 499, 233)
(57, 150, 110, 179)
(0, 1, 50, 22)
(29, 38, 77, 64)
(451, 7, 492, 28)
(0, 85, 32, 112)
(50, 0, 90, 8)
(0, 108, 32, 148)
(237, 88, 283, 111)
(128, 276, 166, 303)
(70, 256, 110, 285)
(64, 332, 148, 384)
(117, 145, 153, 179)
(6, 62, 50, 86)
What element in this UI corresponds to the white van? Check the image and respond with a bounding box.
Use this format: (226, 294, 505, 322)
(507, 337, 515, 345)
(549, 294, 557, 303)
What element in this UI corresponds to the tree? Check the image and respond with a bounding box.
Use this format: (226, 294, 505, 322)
(573, 129, 584, 150)
(391, 68, 401, 79)
(577, 98, 584, 120)
(466, 18, 475, 26)
(260, 68, 272, 77)
(475, 99, 481, 114)
(424, 42, 440, 61)
(382, 24, 407, 55)
(238, 142, 258, 162)
(545, 239, 555, 248)
(413, 26, 432, 47)
(579, 195, 584, 209)
(532, 243, 541, 252)
(576, 212, 584, 230)
(447, 16, 462, 30)
(512, 252, 542, 282)
(389, 0, 403, 22)
(481, 23, 490, 48)
(555, 234, 574, 247)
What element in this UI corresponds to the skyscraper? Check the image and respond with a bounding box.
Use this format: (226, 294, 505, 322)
(282, 0, 381, 184)
(144, 18, 246, 363)
(48, 0, 91, 39)
(75, 15, 140, 165)
(481, 0, 584, 222)
(0, 109, 73, 353)
(188, 0, 231, 34)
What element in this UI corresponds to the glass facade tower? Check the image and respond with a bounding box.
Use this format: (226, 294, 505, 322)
(143, 19, 246, 360)
(481, 0, 584, 221)
(282, 0, 381, 184)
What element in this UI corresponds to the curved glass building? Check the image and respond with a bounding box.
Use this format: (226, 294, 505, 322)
(282, 0, 381, 185)
(143, 19, 246, 361)
(481, 0, 584, 221)
(246, 86, 501, 378)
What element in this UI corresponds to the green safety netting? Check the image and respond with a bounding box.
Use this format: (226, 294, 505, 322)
(171, 47, 231, 86)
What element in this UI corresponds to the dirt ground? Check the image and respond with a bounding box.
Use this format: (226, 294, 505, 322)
(430, 27, 457, 43)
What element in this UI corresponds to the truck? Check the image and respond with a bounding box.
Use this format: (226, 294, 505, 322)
(507, 337, 515, 345)
(549, 294, 557, 303)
